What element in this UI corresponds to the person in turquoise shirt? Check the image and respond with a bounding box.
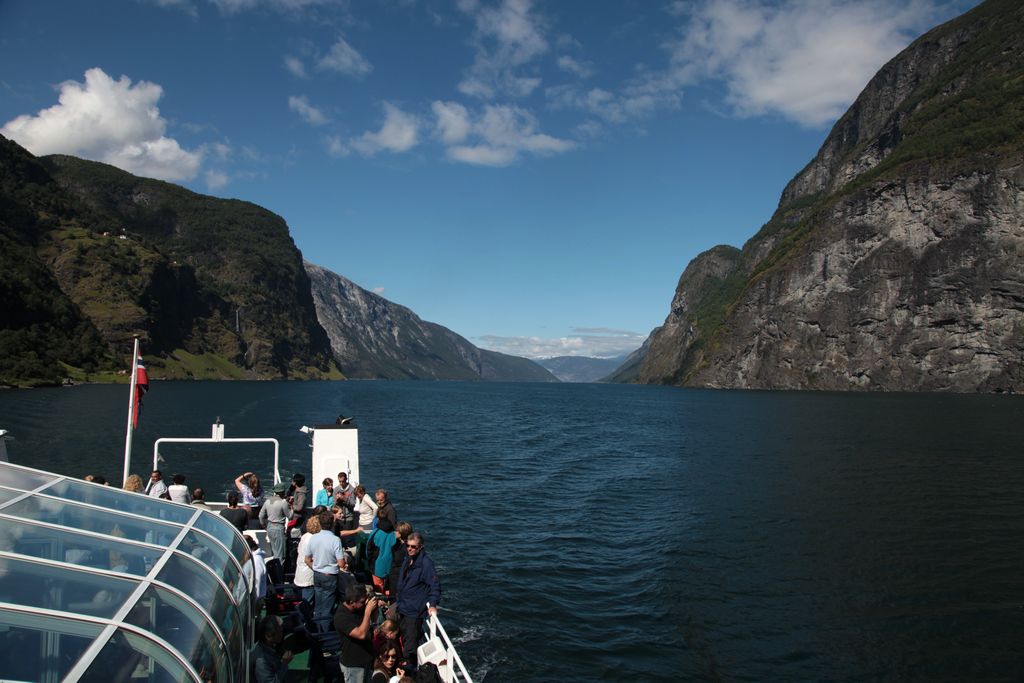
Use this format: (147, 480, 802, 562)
(367, 513, 397, 593)
(314, 477, 334, 508)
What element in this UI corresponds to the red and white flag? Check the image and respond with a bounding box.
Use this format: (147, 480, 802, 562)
(132, 357, 149, 428)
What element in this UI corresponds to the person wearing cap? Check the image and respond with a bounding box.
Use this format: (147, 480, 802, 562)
(259, 481, 293, 575)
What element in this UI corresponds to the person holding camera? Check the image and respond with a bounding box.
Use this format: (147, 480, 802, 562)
(334, 583, 380, 683)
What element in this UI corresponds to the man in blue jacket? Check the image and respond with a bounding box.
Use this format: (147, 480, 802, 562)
(395, 531, 441, 670)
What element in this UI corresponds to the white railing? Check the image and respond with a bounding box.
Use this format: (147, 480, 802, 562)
(151, 422, 281, 484)
(424, 603, 474, 683)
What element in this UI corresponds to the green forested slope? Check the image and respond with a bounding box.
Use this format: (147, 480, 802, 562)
(0, 137, 339, 385)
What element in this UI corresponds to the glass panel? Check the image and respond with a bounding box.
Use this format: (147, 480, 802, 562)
(179, 530, 244, 604)
(78, 626, 193, 683)
(0, 486, 24, 507)
(0, 518, 162, 575)
(139, 584, 230, 683)
(2, 496, 181, 546)
(0, 556, 139, 619)
(192, 512, 249, 567)
(45, 479, 196, 525)
(0, 608, 104, 682)
(0, 463, 58, 492)
(160, 552, 243, 670)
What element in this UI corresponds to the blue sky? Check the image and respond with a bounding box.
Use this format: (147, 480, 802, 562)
(0, 0, 979, 359)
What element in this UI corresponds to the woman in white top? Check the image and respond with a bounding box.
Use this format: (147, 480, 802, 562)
(353, 484, 378, 531)
(167, 474, 192, 504)
(293, 515, 320, 608)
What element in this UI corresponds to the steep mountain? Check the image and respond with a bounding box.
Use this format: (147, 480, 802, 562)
(625, 0, 1024, 392)
(0, 137, 339, 383)
(538, 354, 632, 383)
(0, 139, 111, 385)
(306, 262, 558, 381)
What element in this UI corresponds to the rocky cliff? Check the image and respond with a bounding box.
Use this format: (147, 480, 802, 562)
(306, 262, 558, 382)
(621, 0, 1023, 392)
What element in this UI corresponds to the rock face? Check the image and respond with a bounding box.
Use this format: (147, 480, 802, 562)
(306, 262, 558, 382)
(622, 0, 1024, 392)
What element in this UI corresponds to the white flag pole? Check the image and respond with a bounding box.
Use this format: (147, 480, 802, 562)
(122, 337, 140, 486)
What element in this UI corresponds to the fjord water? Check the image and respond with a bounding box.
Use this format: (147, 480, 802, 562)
(2, 381, 1023, 681)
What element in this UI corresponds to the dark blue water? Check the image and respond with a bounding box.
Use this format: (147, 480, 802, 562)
(2, 382, 1023, 681)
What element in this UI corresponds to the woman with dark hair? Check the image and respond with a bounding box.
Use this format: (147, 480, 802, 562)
(220, 491, 248, 534)
(370, 639, 400, 683)
(314, 477, 334, 508)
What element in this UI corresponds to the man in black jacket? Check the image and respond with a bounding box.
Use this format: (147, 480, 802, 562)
(395, 532, 441, 670)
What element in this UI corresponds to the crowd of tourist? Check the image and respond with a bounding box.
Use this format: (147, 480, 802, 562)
(100, 467, 443, 683)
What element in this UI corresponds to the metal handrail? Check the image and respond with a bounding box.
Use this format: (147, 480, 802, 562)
(425, 603, 474, 683)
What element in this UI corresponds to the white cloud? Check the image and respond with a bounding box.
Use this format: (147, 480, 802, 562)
(664, 1, 688, 17)
(325, 135, 349, 158)
(204, 169, 230, 190)
(372, 286, 385, 295)
(288, 95, 328, 125)
(210, 0, 341, 13)
(433, 101, 574, 167)
(350, 103, 420, 156)
(151, 0, 198, 17)
(556, 55, 593, 79)
(476, 329, 645, 359)
(208, 141, 232, 161)
(317, 37, 373, 78)
(1, 67, 202, 182)
(666, 0, 945, 127)
(545, 1, 946, 130)
(284, 56, 308, 79)
(457, 0, 549, 99)
(431, 101, 472, 144)
(546, 76, 683, 126)
(448, 145, 518, 167)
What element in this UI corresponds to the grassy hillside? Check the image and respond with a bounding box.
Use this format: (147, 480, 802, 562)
(0, 137, 340, 385)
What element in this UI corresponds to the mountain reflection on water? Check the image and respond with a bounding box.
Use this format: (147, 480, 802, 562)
(2, 381, 1023, 681)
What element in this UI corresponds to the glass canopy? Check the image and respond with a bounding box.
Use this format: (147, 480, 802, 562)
(0, 460, 255, 683)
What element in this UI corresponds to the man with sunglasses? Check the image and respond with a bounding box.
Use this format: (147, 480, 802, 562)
(394, 531, 441, 671)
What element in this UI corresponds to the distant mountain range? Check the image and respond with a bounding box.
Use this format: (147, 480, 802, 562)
(536, 355, 630, 383)
(306, 262, 557, 381)
(0, 137, 555, 385)
(612, 0, 1024, 393)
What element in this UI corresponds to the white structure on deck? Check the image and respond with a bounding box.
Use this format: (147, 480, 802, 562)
(304, 421, 361, 489)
